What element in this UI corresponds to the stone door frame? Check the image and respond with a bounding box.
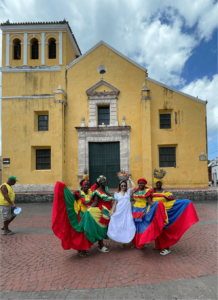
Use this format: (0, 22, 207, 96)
(76, 127, 131, 185)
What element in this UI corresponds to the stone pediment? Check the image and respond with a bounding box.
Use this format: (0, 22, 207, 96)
(86, 79, 120, 96)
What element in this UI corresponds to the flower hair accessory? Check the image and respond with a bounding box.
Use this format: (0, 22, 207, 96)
(97, 175, 107, 183)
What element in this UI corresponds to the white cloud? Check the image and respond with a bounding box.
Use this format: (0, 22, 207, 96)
(0, 0, 217, 156)
(0, 0, 217, 87)
(180, 75, 218, 135)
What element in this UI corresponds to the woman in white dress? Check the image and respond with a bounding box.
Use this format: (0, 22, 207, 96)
(107, 177, 136, 247)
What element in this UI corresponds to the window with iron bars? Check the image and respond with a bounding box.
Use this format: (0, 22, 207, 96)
(36, 149, 51, 170)
(159, 147, 176, 167)
(160, 114, 171, 129)
(38, 115, 48, 131)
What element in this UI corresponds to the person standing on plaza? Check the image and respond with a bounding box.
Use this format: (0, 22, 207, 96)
(151, 169, 199, 255)
(52, 173, 96, 258)
(80, 175, 114, 253)
(0, 176, 18, 235)
(107, 177, 136, 247)
(132, 178, 167, 249)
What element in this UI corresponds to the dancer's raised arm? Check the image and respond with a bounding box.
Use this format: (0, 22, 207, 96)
(129, 176, 136, 193)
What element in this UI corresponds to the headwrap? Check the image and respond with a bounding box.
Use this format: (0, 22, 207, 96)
(137, 178, 147, 185)
(97, 175, 107, 183)
(154, 178, 163, 184)
(81, 179, 90, 187)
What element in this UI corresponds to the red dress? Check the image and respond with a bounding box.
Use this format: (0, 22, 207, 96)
(52, 181, 93, 251)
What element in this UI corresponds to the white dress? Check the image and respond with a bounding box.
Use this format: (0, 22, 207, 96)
(107, 188, 136, 243)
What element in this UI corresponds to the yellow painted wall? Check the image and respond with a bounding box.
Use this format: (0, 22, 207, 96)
(2, 71, 66, 96)
(1, 98, 64, 184)
(65, 44, 148, 188)
(147, 80, 208, 187)
(1, 27, 72, 185)
(66, 35, 77, 66)
(1, 32, 208, 188)
(65, 44, 207, 188)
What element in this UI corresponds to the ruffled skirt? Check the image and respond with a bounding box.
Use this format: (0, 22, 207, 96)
(132, 201, 167, 249)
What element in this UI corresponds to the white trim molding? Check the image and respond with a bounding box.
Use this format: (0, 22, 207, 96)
(0, 66, 61, 73)
(27, 33, 41, 41)
(45, 33, 59, 40)
(75, 126, 131, 184)
(59, 31, 63, 65)
(53, 100, 67, 106)
(146, 77, 207, 105)
(86, 79, 120, 94)
(86, 79, 120, 127)
(66, 40, 148, 72)
(0, 24, 81, 56)
(9, 34, 24, 42)
(23, 32, 27, 66)
(53, 90, 67, 97)
(41, 32, 45, 65)
(6, 33, 10, 66)
(1, 95, 55, 100)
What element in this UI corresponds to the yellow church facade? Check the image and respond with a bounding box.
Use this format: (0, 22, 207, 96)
(0, 20, 208, 190)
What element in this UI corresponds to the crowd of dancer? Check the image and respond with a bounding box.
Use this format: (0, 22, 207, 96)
(52, 170, 199, 258)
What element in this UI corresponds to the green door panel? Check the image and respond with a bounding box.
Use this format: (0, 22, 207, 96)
(89, 142, 120, 188)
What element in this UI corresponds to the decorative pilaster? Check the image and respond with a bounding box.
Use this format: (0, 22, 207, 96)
(59, 31, 63, 65)
(23, 32, 27, 66)
(6, 33, 10, 66)
(41, 32, 45, 65)
(141, 83, 152, 186)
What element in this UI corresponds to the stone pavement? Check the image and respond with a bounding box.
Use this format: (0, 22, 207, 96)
(0, 201, 217, 300)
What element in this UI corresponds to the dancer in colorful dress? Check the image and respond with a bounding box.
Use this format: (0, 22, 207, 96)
(73, 176, 97, 222)
(151, 169, 199, 255)
(80, 175, 114, 253)
(108, 177, 136, 247)
(132, 178, 167, 249)
(52, 174, 96, 258)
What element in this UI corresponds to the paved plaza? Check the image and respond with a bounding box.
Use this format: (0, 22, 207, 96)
(0, 201, 217, 299)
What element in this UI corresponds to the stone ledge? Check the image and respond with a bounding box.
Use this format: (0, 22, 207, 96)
(15, 194, 54, 203)
(13, 184, 55, 193)
(75, 126, 131, 132)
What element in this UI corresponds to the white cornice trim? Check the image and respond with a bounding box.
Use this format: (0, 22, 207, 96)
(146, 77, 207, 105)
(1, 24, 67, 31)
(53, 100, 67, 105)
(0, 66, 61, 73)
(1, 95, 54, 99)
(66, 40, 147, 72)
(53, 90, 66, 97)
(0, 24, 81, 56)
(86, 79, 120, 94)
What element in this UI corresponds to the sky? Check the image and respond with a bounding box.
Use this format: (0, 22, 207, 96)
(0, 0, 217, 160)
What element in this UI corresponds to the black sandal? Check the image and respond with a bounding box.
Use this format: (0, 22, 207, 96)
(78, 250, 87, 258)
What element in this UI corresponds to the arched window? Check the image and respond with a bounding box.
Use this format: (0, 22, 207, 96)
(31, 38, 39, 59)
(13, 39, 21, 60)
(48, 38, 56, 59)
